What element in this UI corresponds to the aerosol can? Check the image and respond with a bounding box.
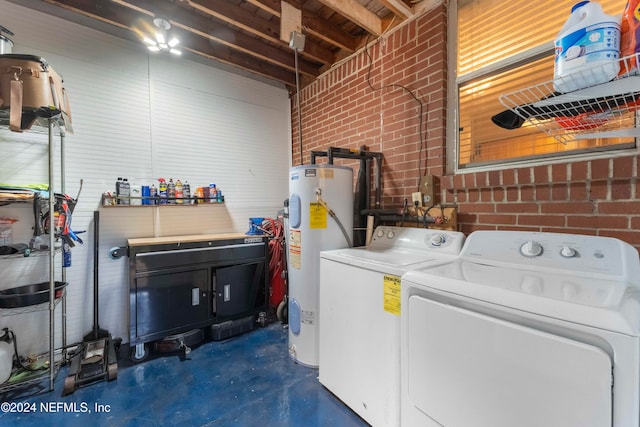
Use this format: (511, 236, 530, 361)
(158, 178, 168, 205)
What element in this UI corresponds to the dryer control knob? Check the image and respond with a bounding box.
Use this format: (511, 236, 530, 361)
(521, 276, 543, 294)
(430, 234, 445, 247)
(560, 246, 576, 258)
(377, 229, 385, 238)
(520, 240, 543, 257)
(387, 230, 395, 239)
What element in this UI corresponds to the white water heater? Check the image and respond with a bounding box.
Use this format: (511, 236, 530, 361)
(288, 164, 353, 367)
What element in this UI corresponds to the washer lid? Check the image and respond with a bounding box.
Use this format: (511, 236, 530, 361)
(403, 261, 640, 336)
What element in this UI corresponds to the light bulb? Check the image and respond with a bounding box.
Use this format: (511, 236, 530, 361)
(155, 32, 165, 45)
(169, 48, 182, 55)
(168, 37, 179, 48)
(147, 45, 160, 52)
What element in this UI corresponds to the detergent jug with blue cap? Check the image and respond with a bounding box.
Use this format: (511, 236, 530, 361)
(554, 1, 621, 93)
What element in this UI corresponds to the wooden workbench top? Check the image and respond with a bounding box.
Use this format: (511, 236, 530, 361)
(127, 232, 255, 247)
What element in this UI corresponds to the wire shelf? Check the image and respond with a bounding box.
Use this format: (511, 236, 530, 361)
(497, 53, 640, 144)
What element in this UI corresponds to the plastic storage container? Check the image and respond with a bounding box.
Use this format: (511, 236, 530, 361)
(554, 1, 621, 93)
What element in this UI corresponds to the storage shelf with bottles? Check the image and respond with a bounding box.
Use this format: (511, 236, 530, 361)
(496, 53, 640, 144)
(101, 194, 225, 207)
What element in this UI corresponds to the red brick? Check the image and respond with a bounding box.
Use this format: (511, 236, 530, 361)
(460, 224, 495, 234)
(496, 203, 539, 214)
(589, 180, 608, 200)
(458, 203, 495, 213)
(474, 172, 487, 188)
(499, 225, 540, 232)
(493, 187, 505, 202)
(468, 189, 480, 202)
(598, 201, 640, 214)
(517, 168, 531, 184)
(533, 165, 549, 184)
(488, 171, 501, 186)
(518, 215, 565, 227)
(551, 183, 568, 201)
(536, 185, 551, 201)
(506, 187, 518, 202)
(631, 217, 640, 229)
(552, 163, 568, 182)
(480, 188, 492, 202)
(478, 214, 517, 225)
(567, 215, 628, 229)
(569, 182, 587, 201)
(540, 202, 594, 214)
(611, 179, 631, 200)
(613, 156, 634, 178)
(502, 169, 516, 186)
(457, 213, 478, 224)
(571, 161, 588, 181)
(521, 186, 534, 201)
(591, 158, 610, 180)
(457, 191, 467, 203)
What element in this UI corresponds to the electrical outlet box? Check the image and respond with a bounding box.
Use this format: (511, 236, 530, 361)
(411, 192, 422, 205)
(419, 175, 438, 205)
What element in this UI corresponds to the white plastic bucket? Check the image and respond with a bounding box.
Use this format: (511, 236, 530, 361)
(554, 1, 621, 93)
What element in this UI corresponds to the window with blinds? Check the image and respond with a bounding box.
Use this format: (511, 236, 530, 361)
(457, 0, 634, 168)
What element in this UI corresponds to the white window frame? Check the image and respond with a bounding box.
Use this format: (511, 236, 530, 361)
(446, 0, 639, 173)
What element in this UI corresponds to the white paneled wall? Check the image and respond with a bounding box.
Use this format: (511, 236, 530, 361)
(0, 1, 292, 354)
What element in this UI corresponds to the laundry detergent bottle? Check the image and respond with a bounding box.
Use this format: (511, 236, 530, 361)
(554, 1, 621, 93)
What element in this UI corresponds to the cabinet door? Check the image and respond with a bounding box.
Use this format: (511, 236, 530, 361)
(213, 262, 265, 320)
(134, 268, 209, 340)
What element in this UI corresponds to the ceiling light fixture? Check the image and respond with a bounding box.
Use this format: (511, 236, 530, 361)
(143, 17, 181, 55)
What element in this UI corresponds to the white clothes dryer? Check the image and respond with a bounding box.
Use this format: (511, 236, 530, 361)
(319, 226, 465, 427)
(401, 230, 640, 427)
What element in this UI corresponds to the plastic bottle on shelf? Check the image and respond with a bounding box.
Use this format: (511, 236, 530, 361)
(554, 1, 621, 93)
(619, 0, 640, 76)
(184, 181, 191, 204)
(209, 184, 218, 203)
(150, 184, 158, 205)
(216, 186, 223, 203)
(175, 179, 184, 204)
(121, 178, 130, 205)
(158, 178, 168, 205)
(167, 178, 176, 204)
(130, 182, 142, 206)
(115, 177, 123, 205)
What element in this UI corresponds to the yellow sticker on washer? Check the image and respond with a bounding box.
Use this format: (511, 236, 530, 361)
(309, 202, 327, 229)
(383, 274, 401, 315)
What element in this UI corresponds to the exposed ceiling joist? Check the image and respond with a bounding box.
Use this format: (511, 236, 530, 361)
(17, 0, 430, 90)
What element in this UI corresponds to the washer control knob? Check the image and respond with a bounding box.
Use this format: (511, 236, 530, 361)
(520, 240, 543, 257)
(430, 234, 445, 247)
(377, 229, 385, 238)
(562, 282, 578, 299)
(521, 276, 543, 294)
(560, 246, 577, 258)
(387, 230, 395, 239)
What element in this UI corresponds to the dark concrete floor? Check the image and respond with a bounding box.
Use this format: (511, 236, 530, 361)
(0, 322, 368, 426)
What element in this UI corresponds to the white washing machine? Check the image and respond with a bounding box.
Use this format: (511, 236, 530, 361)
(319, 226, 465, 427)
(401, 230, 640, 427)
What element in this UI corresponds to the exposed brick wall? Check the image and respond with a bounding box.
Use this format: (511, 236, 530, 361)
(291, 5, 640, 251)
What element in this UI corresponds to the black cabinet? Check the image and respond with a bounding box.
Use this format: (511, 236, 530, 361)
(128, 233, 268, 347)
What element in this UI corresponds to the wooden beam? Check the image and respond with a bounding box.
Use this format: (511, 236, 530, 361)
(115, 0, 320, 77)
(413, 0, 444, 15)
(41, 0, 299, 86)
(315, 0, 382, 35)
(379, 0, 413, 19)
(245, 0, 358, 52)
(186, 0, 335, 65)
